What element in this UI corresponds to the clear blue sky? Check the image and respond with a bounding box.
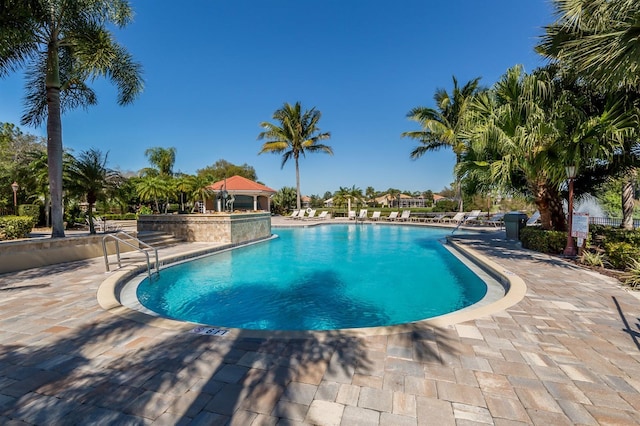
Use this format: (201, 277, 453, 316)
(0, 0, 554, 196)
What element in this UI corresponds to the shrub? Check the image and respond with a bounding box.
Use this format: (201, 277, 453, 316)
(0, 216, 35, 240)
(18, 204, 40, 225)
(432, 200, 457, 212)
(520, 227, 567, 254)
(604, 241, 640, 270)
(622, 258, 640, 289)
(580, 250, 606, 268)
(137, 206, 153, 215)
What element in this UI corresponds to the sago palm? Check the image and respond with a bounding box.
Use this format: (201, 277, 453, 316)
(0, 0, 143, 237)
(258, 102, 332, 210)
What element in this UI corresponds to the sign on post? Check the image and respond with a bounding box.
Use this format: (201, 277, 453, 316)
(571, 212, 589, 247)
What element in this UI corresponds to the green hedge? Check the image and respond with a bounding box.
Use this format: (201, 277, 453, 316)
(18, 204, 40, 224)
(0, 215, 35, 240)
(520, 227, 568, 254)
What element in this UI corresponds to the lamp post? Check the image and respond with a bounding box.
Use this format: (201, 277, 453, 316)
(11, 181, 18, 215)
(563, 166, 577, 256)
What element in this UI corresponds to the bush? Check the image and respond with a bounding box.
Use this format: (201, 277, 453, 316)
(520, 227, 567, 254)
(0, 216, 35, 240)
(604, 241, 640, 270)
(18, 204, 40, 225)
(432, 200, 457, 212)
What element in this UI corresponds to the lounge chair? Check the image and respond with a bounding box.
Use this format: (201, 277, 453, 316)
(462, 210, 482, 225)
(398, 210, 411, 222)
(87, 216, 120, 232)
(424, 214, 446, 223)
(316, 211, 329, 220)
(286, 210, 300, 219)
(304, 209, 317, 220)
(358, 209, 368, 220)
(482, 212, 505, 227)
(370, 211, 381, 221)
(295, 210, 307, 220)
(348, 210, 356, 220)
(526, 210, 541, 226)
(441, 212, 465, 224)
(385, 211, 399, 221)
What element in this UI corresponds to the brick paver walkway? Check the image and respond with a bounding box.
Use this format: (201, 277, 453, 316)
(1, 224, 639, 425)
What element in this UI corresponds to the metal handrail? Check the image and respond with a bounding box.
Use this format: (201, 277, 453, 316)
(102, 231, 159, 281)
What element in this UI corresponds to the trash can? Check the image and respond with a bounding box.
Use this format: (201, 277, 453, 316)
(504, 211, 528, 240)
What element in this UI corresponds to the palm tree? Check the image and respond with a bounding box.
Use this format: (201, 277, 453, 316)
(136, 176, 172, 213)
(258, 102, 333, 210)
(186, 175, 215, 213)
(144, 147, 176, 176)
(402, 76, 482, 212)
(67, 149, 121, 234)
(461, 65, 633, 230)
(0, 1, 143, 237)
(271, 187, 297, 215)
(538, 0, 640, 228)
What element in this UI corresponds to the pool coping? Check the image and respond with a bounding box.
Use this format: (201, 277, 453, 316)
(96, 230, 527, 339)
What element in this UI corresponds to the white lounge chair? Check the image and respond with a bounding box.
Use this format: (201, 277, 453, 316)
(286, 210, 300, 219)
(482, 212, 505, 227)
(316, 211, 329, 220)
(295, 210, 307, 220)
(370, 211, 381, 221)
(348, 210, 356, 220)
(526, 210, 541, 226)
(304, 209, 317, 220)
(441, 212, 465, 224)
(385, 211, 399, 221)
(462, 210, 482, 225)
(398, 210, 411, 222)
(424, 214, 445, 223)
(358, 209, 368, 220)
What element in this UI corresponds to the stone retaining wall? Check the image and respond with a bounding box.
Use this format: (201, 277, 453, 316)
(137, 213, 271, 243)
(0, 234, 134, 274)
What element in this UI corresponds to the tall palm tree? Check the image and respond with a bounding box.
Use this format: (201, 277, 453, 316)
(258, 102, 333, 210)
(402, 76, 482, 212)
(538, 0, 640, 229)
(144, 147, 176, 176)
(67, 149, 121, 234)
(0, 0, 143, 237)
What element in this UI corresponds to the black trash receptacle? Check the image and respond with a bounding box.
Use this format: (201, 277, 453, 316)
(504, 212, 528, 240)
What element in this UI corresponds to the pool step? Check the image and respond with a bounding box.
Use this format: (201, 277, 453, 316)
(136, 231, 185, 248)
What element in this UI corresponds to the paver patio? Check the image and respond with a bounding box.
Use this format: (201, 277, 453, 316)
(1, 221, 639, 425)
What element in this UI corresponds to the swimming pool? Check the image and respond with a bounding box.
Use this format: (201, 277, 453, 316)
(134, 225, 489, 331)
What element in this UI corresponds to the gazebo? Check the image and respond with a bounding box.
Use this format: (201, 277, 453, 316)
(205, 175, 276, 212)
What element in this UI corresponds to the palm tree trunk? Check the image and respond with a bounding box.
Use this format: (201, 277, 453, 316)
(295, 157, 301, 210)
(621, 169, 636, 230)
(88, 203, 96, 234)
(46, 86, 65, 238)
(455, 153, 463, 212)
(534, 182, 566, 231)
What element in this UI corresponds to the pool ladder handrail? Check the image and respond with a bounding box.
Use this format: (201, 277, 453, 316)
(102, 231, 159, 281)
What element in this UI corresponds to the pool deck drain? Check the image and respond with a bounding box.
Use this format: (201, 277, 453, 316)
(0, 219, 639, 424)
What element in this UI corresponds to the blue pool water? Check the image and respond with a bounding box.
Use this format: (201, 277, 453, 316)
(136, 225, 487, 330)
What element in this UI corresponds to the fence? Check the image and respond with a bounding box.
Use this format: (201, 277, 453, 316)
(589, 216, 640, 229)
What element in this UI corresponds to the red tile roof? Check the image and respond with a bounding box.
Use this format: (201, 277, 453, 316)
(208, 175, 276, 193)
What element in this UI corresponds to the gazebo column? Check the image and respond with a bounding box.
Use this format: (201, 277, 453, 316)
(253, 195, 258, 211)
